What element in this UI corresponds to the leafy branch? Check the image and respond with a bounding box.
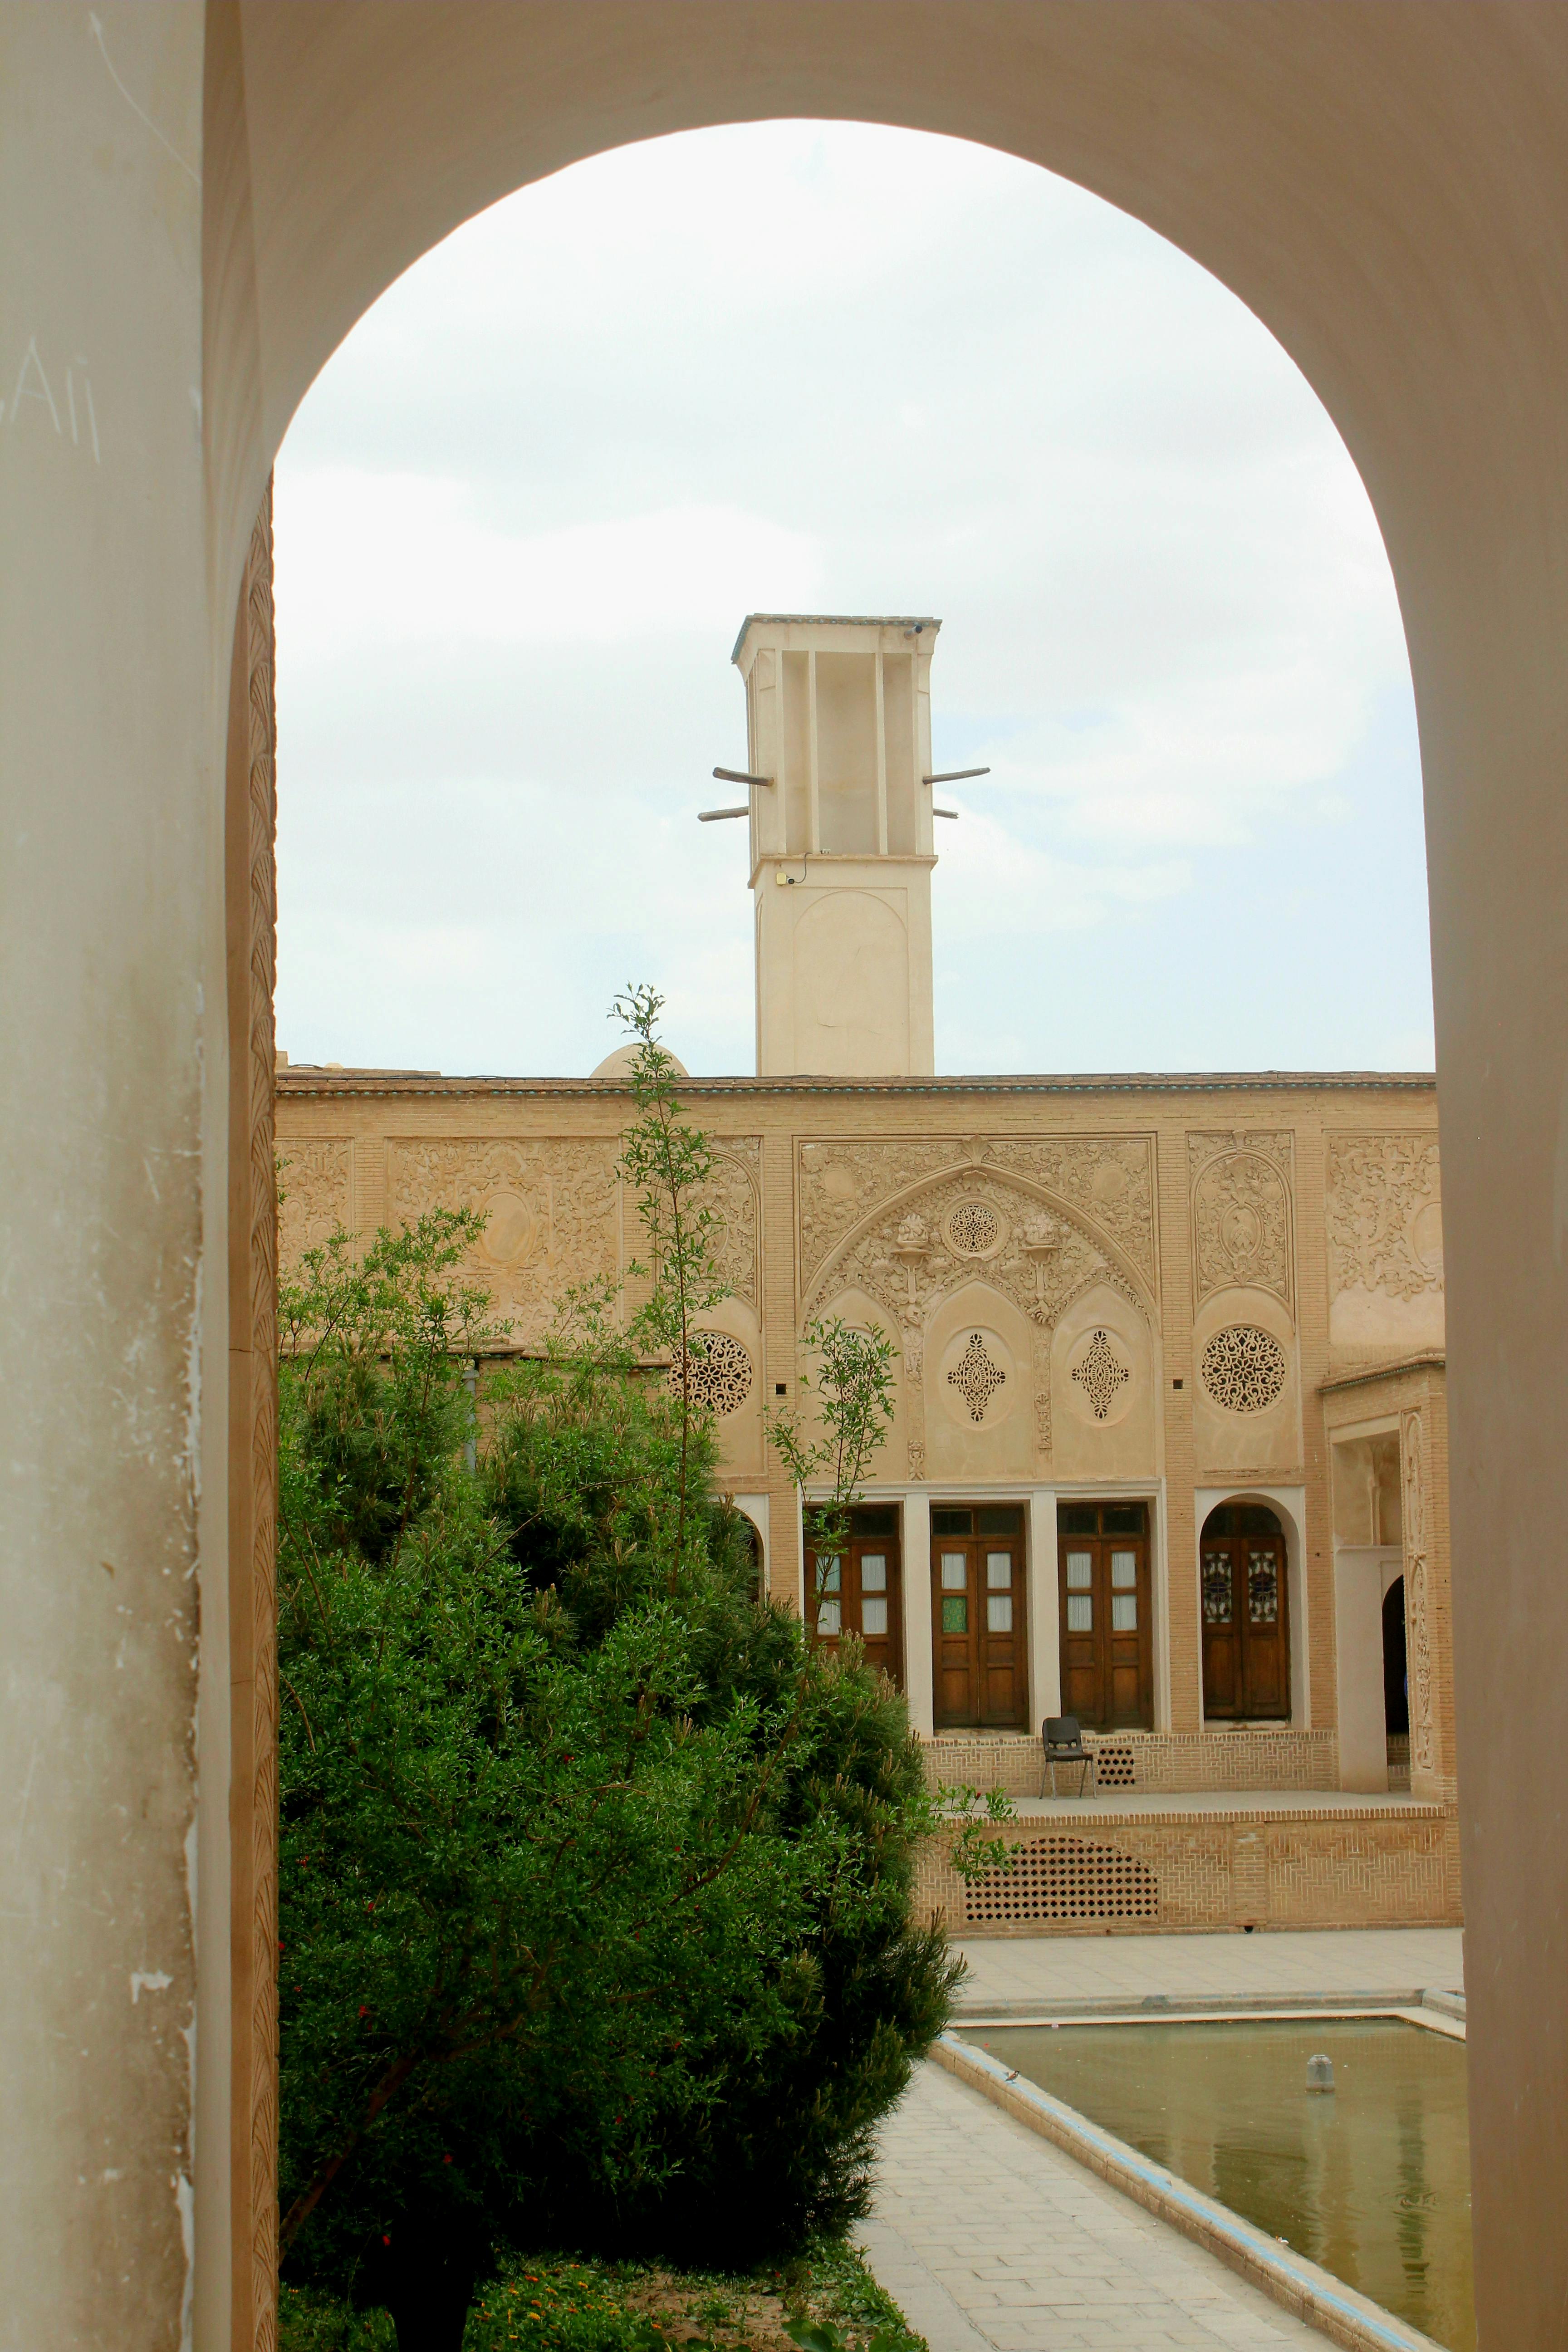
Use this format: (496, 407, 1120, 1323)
(764, 1313, 896, 1622)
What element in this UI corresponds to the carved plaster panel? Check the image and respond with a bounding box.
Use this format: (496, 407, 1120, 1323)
(796, 1132, 1155, 1293)
(693, 1139, 761, 1310)
(388, 1137, 620, 1345)
(1401, 1406, 1437, 1780)
(1327, 1135, 1444, 1304)
(797, 1139, 961, 1285)
(808, 1167, 1144, 1391)
(278, 1138, 353, 1265)
(986, 1137, 1156, 1285)
(1188, 1131, 1294, 1311)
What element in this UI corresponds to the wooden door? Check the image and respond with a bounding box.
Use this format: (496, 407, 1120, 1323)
(1200, 1503, 1290, 1720)
(931, 1504, 1028, 1728)
(1057, 1501, 1152, 1730)
(808, 1504, 903, 1688)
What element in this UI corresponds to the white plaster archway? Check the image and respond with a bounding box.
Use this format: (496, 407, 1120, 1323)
(8, 9, 1568, 2341)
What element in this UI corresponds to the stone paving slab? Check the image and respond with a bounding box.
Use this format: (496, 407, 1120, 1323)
(867, 2062, 1330, 2349)
(951, 1928, 1464, 2012)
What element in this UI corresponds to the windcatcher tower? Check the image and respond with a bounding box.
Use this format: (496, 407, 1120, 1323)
(732, 615, 941, 1076)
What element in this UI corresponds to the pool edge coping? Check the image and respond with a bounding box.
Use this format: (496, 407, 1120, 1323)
(953, 1989, 1465, 2038)
(931, 2030, 1448, 2352)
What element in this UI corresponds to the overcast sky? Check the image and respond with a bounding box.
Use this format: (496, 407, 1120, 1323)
(273, 120, 1433, 1079)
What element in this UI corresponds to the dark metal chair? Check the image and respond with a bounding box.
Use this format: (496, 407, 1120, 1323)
(1042, 1715, 1094, 1797)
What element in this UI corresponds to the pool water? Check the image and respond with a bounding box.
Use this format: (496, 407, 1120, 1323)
(963, 2018, 1472, 2351)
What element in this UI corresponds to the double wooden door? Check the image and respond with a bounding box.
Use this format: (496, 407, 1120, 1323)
(932, 1504, 1028, 1728)
(1200, 1503, 1290, 1720)
(1058, 1500, 1153, 1730)
(809, 1504, 903, 1689)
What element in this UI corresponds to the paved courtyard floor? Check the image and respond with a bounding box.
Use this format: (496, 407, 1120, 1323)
(861, 1930, 1465, 2349)
(866, 2061, 1330, 2351)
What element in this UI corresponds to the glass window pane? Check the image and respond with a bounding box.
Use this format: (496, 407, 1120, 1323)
(932, 1508, 972, 1536)
(1202, 1553, 1233, 1624)
(1249, 1549, 1280, 1623)
(859, 1554, 887, 1592)
(814, 1558, 841, 1593)
(861, 1596, 888, 1637)
(1111, 1593, 1137, 1631)
(987, 1593, 1013, 1632)
(1058, 1504, 1098, 1535)
(1065, 1551, 1093, 1590)
(1102, 1504, 1145, 1535)
(977, 1504, 1024, 1535)
(941, 1553, 967, 1590)
(852, 1505, 898, 1538)
(816, 1599, 841, 1637)
(1110, 1550, 1137, 1588)
(986, 1551, 1012, 1588)
(1066, 1594, 1092, 1632)
(941, 1595, 968, 1633)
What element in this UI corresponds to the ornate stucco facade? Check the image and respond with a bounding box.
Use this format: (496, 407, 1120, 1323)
(275, 1066, 1452, 1820)
(277, 612, 1456, 1942)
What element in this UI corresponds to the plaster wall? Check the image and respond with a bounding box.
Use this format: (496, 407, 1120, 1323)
(0, 10, 217, 2343)
(1333, 1548, 1399, 1792)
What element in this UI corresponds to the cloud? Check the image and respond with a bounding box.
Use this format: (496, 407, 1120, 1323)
(278, 475, 822, 660)
(274, 119, 1431, 1076)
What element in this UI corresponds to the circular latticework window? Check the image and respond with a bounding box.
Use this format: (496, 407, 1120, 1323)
(674, 1333, 754, 1417)
(1200, 1324, 1288, 1415)
(947, 1199, 1000, 1256)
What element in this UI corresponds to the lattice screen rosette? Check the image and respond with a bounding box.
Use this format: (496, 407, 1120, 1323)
(1200, 1323, 1288, 1414)
(671, 1332, 754, 1417)
(1071, 1328, 1130, 1421)
(947, 1330, 1006, 1422)
(945, 1198, 1002, 1257)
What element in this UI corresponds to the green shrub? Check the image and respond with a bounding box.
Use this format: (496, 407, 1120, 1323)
(276, 995, 953, 2351)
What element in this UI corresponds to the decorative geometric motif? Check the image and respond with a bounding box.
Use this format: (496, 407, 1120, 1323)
(806, 1166, 1145, 1349)
(1200, 1324, 1288, 1415)
(1401, 1407, 1437, 1778)
(795, 1134, 1156, 1290)
(1093, 1746, 1137, 1788)
(673, 1332, 754, 1417)
(1202, 1553, 1234, 1623)
(964, 1836, 1160, 1925)
(947, 1331, 1005, 1422)
(947, 1199, 1000, 1256)
(1072, 1329, 1130, 1421)
(1248, 1550, 1280, 1623)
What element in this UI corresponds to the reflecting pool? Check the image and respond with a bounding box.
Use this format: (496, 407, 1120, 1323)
(963, 2019, 1472, 2351)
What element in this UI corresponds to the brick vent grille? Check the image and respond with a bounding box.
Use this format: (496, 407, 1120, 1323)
(1093, 1745, 1137, 1787)
(965, 1835, 1160, 1926)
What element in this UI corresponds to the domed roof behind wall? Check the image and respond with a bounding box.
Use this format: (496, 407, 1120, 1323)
(590, 1043, 689, 1081)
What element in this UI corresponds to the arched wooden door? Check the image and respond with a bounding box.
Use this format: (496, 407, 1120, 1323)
(1200, 1503, 1290, 1720)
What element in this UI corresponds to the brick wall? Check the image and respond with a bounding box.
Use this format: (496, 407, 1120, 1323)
(916, 1803, 1461, 1936)
(923, 1726, 1339, 1796)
